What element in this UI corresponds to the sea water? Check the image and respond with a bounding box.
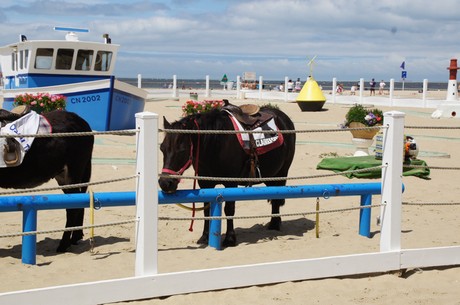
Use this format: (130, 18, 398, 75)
(119, 78, 449, 92)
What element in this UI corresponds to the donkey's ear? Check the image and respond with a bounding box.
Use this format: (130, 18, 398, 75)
(163, 116, 171, 129)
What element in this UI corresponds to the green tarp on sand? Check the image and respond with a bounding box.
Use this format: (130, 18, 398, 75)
(316, 156, 430, 179)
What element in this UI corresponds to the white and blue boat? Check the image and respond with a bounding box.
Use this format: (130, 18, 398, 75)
(0, 27, 147, 131)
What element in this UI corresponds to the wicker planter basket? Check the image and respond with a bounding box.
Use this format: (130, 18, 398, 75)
(349, 122, 379, 139)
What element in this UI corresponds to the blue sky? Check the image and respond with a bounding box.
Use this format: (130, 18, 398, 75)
(1, 0, 459, 82)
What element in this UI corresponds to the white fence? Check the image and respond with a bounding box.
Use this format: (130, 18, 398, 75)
(0, 111, 459, 305)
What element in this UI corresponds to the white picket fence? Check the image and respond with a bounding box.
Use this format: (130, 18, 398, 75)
(0, 111, 459, 305)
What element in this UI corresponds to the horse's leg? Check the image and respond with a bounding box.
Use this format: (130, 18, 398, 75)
(222, 200, 237, 247)
(55, 160, 91, 252)
(68, 162, 91, 244)
(197, 200, 237, 247)
(268, 198, 284, 230)
(197, 202, 210, 245)
(265, 179, 287, 231)
(56, 210, 73, 252)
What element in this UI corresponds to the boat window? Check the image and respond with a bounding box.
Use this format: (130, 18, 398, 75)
(94, 51, 112, 71)
(18, 49, 29, 70)
(11, 53, 17, 71)
(19, 50, 24, 69)
(24, 49, 29, 69)
(56, 48, 74, 70)
(75, 50, 94, 71)
(35, 48, 54, 69)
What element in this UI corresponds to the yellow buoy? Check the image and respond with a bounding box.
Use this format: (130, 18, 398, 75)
(296, 76, 326, 111)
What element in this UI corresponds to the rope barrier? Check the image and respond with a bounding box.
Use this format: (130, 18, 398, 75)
(2, 199, 459, 239)
(159, 203, 386, 221)
(0, 219, 138, 239)
(160, 125, 385, 135)
(159, 165, 386, 182)
(405, 125, 460, 130)
(403, 164, 460, 171)
(0, 175, 138, 195)
(402, 201, 460, 206)
(0, 129, 137, 138)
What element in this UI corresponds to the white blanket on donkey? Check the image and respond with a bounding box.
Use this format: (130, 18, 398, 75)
(0, 111, 51, 167)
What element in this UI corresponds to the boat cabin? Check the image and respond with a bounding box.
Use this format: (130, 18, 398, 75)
(0, 30, 119, 90)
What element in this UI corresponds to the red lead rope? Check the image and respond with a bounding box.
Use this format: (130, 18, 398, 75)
(189, 119, 201, 232)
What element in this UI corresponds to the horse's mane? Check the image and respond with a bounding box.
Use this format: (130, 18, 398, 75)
(172, 109, 225, 128)
(171, 109, 230, 147)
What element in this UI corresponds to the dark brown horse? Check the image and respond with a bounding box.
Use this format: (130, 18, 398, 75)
(159, 104, 295, 247)
(0, 109, 94, 252)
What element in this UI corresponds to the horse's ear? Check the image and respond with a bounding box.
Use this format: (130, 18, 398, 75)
(163, 116, 171, 129)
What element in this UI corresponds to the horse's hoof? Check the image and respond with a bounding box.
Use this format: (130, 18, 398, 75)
(69, 229, 84, 245)
(222, 235, 237, 247)
(268, 217, 282, 230)
(197, 234, 208, 245)
(56, 242, 71, 253)
(70, 234, 83, 245)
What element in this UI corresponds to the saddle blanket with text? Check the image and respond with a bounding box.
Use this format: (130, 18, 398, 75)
(227, 112, 284, 155)
(0, 111, 52, 167)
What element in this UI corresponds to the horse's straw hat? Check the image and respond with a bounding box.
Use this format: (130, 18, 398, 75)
(240, 104, 260, 116)
(11, 105, 29, 115)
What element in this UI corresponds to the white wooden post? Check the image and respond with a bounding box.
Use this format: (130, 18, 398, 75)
(380, 111, 405, 252)
(205, 75, 210, 98)
(172, 75, 178, 98)
(389, 79, 394, 106)
(135, 112, 159, 276)
(237, 75, 241, 99)
(359, 78, 364, 104)
(259, 75, 263, 100)
(137, 74, 142, 88)
(332, 77, 337, 103)
(422, 79, 428, 108)
(284, 76, 289, 102)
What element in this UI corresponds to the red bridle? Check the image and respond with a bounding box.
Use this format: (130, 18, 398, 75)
(161, 143, 193, 178)
(161, 119, 200, 179)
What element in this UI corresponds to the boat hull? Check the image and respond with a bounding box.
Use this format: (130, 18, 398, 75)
(1, 78, 146, 131)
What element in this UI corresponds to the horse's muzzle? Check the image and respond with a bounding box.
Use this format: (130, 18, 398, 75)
(158, 176, 179, 193)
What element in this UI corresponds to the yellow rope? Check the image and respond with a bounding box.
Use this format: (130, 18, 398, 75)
(89, 189, 95, 253)
(315, 197, 320, 238)
(175, 203, 209, 211)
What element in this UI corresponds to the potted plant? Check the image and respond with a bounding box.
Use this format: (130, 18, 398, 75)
(342, 104, 383, 139)
(182, 99, 225, 116)
(13, 92, 66, 113)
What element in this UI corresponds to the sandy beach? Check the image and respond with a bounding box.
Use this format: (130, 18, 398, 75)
(0, 91, 459, 304)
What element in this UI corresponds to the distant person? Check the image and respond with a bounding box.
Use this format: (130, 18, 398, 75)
(295, 78, 302, 92)
(379, 80, 386, 95)
(369, 78, 376, 96)
(336, 83, 343, 95)
(279, 83, 284, 91)
(350, 85, 356, 95)
(287, 79, 294, 92)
